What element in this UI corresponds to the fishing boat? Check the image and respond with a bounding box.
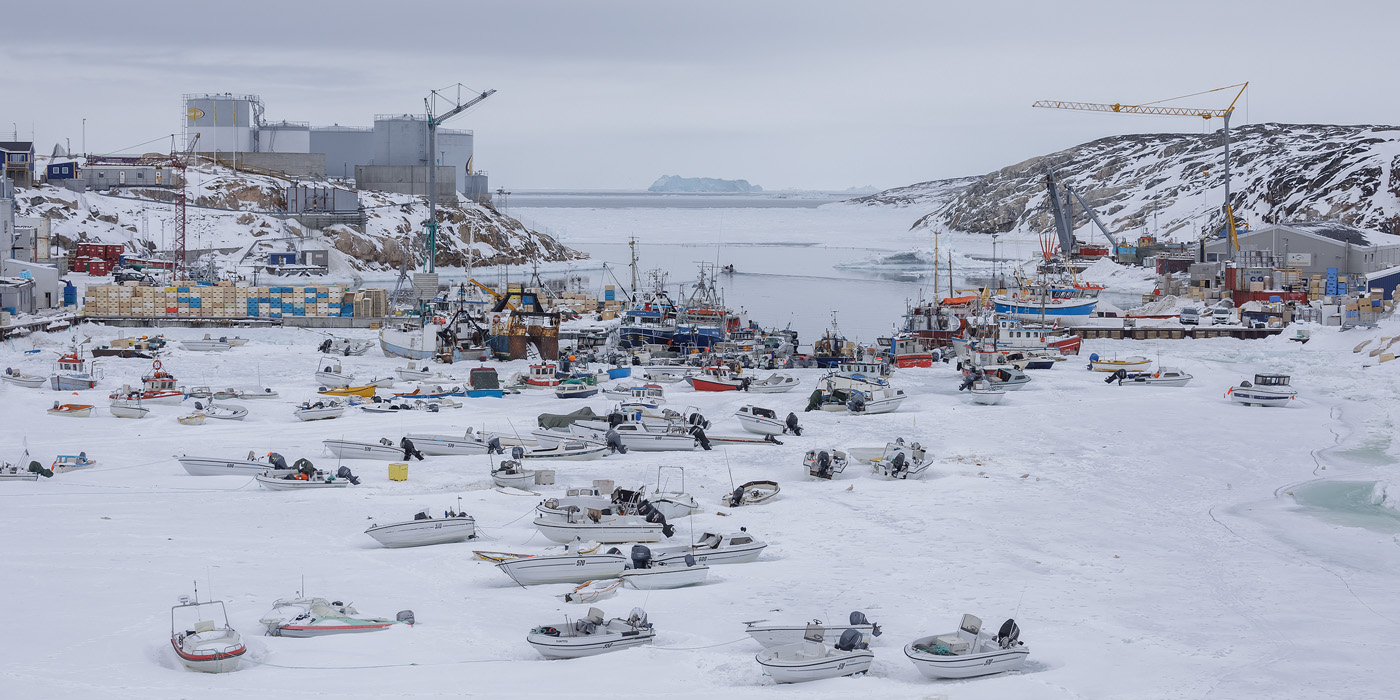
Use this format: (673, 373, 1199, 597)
(255, 468, 352, 490)
(964, 365, 1031, 391)
(170, 593, 246, 673)
(890, 332, 936, 369)
(554, 380, 600, 399)
(568, 419, 699, 452)
(493, 542, 629, 585)
(190, 400, 248, 420)
(1088, 354, 1151, 372)
(526, 607, 655, 659)
(869, 438, 930, 479)
(746, 373, 800, 393)
(176, 413, 207, 426)
(317, 384, 378, 397)
(179, 335, 233, 352)
(648, 529, 767, 566)
(293, 400, 345, 421)
(50, 348, 101, 391)
(108, 398, 149, 419)
(313, 356, 355, 388)
(175, 452, 295, 477)
(904, 614, 1028, 679)
(736, 405, 801, 436)
(1227, 373, 1297, 406)
(989, 317, 1082, 356)
(48, 402, 94, 418)
(51, 453, 97, 472)
(321, 336, 375, 356)
(619, 545, 709, 589)
(1109, 366, 1193, 387)
(108, 360, 186, 404)
(522, 363, 561, 388)
(2, 367, 45, 388)
(365, 509, 476, 548)
(804, 448, 848, 480)
(721, 480, 780, 507)
(745, 612, 882, 649)
(260, 597, 411, 637)
(323, 438, 405, 461)
(378, 314, 488, 362)
(466, 367, 506, 398)
(993, 281, 1099, 324)
(755, 624, 874, 684)
(686, 366, 746, 392)
(491, 461, 539, 489)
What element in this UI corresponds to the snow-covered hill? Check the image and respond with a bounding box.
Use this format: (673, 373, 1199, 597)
(858, 123, 1400, 241)
(13, 160, 582, 275)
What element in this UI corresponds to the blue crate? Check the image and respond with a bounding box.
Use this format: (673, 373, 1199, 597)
(316, 292, 329, 298)
(177, 287, 190, 293)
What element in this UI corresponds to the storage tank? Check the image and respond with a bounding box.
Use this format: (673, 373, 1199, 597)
(257, 121, 311, 153)
(184, 93, 262, 153)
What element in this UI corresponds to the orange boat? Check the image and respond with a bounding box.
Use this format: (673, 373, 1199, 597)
(317, 385, 378, 398)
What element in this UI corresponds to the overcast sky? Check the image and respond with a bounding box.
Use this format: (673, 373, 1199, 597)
(3, 1, 1395, 191)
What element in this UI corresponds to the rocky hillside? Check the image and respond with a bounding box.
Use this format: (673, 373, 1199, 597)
(857, 123, 1400, 241)
(14, 160, 582, 275)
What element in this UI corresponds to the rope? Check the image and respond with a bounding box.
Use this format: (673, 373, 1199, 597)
(1140, 83, 1248, 107)
(653, 636, 750, 651)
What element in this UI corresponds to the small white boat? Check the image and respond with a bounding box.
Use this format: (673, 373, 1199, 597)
(829, 385, 907, 414)
(746, 373, 800, 394)
(365, 510, 476, 548)
(979, 367, 1031, 391)
(360, 397, 460, 413)
(554, 382, 600, 399)
(745, 611, 881, 649)
(526, 607, 654, 659)
(215, 387, 280, 400)
(260, 597, 410, 637)
(904, 614, 1028, 679)
(322, 336, 374, 356)
(51, 453, 97, 473)
(649, 529, 767, 566)
(176, 452, 292, 477)
(0, 458, 43, 481)
(396, 362, 453, 382)
(177, 413, 206, 426)
(491, 461, 539, 490)
(968, 380, 1006, 405)
(48, 402, 94, 418)
(755, 624, 874, 684)
(494, 545, 629, 586)
(721, 480, 779, 507)
(323, 437, 405, 461)
(1088, 354, 1151, 372)
(869, 438, 931, 480)
(619, 545, 709, 589)
(519, 440, 609, 461)
(179, 335, 233, 352)
(803, 448, 848, 480)
(294, 401, 345, 421)
(2, 367, 46, 388)
(736, 405, 800, 436)
(170, 594, 246, 673)
(569, 419, 699, 452)
(109, 399, 149, 419)
(255, 469, 351, 490)
(1109, 366, 1193, 387)
(533, 500, 672, 543)
(1227, 373, 1296, 406)
(407, 432, 491, 455)
(314, 356, 355, 388)
(602, 383, 666, 403)
(190, 400, 248, 421)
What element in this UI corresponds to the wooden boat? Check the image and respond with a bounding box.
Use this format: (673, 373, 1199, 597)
(177, 414, 206, 426)
(904, 614, 1028, 679)
(526, 608, 654, 659)
(365, 510, 476, 548)
(170, 595, 246, 673)
(51, 453, 97, 472)
(317, 384, 378, 397)
(745, 612, 881, 649)
(1088, 354, 1151, 372)
(48, 402, 94, 418)
(260, 597, 409, 637)
(721, 480, 779, 507)
(755, 624, 873, 683)
(2, 367, 46, 388)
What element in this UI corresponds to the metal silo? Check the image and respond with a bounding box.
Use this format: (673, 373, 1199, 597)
(257, 121, 311, 153)
(184, 93, 263, 153)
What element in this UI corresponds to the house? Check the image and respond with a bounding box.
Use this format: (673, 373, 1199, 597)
(0, 141, 36, 188)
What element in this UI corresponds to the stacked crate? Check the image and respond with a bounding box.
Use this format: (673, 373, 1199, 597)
(81, 283, 347, 319)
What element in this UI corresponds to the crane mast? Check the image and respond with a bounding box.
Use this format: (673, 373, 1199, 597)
(424, 86, 496, 273)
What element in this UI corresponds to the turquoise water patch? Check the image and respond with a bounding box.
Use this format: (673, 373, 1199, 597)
(1289, 480, 1400, 533)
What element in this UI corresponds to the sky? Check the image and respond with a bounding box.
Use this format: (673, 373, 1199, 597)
(3, 1, 1397, 191)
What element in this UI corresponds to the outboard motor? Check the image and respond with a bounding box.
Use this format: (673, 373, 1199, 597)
(630, 544, 653, 570)
(193, 401, 204, 410)
(608, 411, 626, 429)
(511, 446, 525, 460)
(764, 433, 784, 445)
(1087, 352, 1100, 370)
(28, 461, 53, 478)
(814, 450, 833, 479)
(487, 435, 503, 455)
(739, 377, 752, 392)
(890, 451, 907, 478)
(605, 429, 628, 454)
(846, 392, 867, 413)
(785, 412, 802, 436)
(689, 424, 712, 450)
(850, 611, 882, 637)
(318, 339, 332, 354)
(804, 388, 824, 412)
(396, 610, 415, 626)
(996, 619, 1021, 649)
(834, 628, 868, 652)
(335, 466, 360, 485)
(1106, 368, 1128, 385)
(727, 485, 746, 507)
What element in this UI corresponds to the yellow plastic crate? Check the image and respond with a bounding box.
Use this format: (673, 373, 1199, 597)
(388, 463, 408, 481)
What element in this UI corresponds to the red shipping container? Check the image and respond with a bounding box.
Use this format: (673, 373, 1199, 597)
(73, 259, 89, 273)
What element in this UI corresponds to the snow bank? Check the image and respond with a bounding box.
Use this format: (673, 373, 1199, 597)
(1369, 481, 1400, 511)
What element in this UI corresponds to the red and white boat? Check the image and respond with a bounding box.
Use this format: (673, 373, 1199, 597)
(259, 596, 411, 637)
(987, 318, 1081, 356)
(522, 363, 561, 388)
(170, 593, 246, 674)
(686, 366, 745, 392)
(890, 333, 934, 368)
(109, 359, 186, 404)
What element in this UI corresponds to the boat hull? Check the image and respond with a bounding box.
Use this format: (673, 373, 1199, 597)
(620, 565, 709, 589)
(365, 518, 476, 547)
(534, 517, 666, 544)
(526, 629, 654, 659)
(2, 374, 46, 388)
(746, 624, 878, 649)
(905, 639, 1029, 679)
(407, 434, 488, 455)
(756, 646, 873, 683)
(171, 636, 246, 673)
(110, 405, 149, 419)
(255, 473, 350, 490)
(993, 297, 1097, 323)
(687, 376, 741, 392)
(177, 456, 282, 477)
(969, 389, 1005, 405)
(294, 407, 345, 421)
(1229, 389, 1295, 406)
(652, 541, 766, 566)
(323, 440, 404, 460)
(496, 553, 628, 585)
(51, 376, 97, 391)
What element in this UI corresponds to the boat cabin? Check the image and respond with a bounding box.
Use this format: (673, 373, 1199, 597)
(1253, 374, 1291, 386)
(838, 360, 890, 377)
(143, 360, 179, 391)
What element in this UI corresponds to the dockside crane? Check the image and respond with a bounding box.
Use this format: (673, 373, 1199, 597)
(1033, 83, 1248, 255)
(423, 86, 496, 273)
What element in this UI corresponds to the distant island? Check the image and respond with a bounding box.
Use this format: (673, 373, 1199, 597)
(648, 175, 763, 193)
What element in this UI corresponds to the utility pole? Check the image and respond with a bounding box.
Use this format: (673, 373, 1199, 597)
(424, 86, 495, 273)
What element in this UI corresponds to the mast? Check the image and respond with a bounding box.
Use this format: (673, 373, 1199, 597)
(628, 236, 639, 297)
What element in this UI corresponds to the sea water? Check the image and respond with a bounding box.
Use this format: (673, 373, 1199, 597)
(1288, 480, 1400, 533)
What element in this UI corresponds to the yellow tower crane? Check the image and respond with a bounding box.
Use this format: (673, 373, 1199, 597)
(1032, 83, 1248, 255)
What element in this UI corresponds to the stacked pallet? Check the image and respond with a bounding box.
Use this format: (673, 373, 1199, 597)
(82, 283, 358, 319)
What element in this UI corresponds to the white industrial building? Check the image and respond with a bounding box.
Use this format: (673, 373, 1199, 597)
(1202, 222, 1400, 280)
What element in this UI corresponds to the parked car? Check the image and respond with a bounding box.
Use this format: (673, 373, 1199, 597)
(1212, 306, 1233, 325)
(1179, 307, 1200, 325)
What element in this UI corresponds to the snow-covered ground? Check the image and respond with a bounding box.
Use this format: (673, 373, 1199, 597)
(3, 314, 1400, 699)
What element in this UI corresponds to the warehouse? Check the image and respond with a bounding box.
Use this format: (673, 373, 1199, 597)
(1202, 222, 1400, 281)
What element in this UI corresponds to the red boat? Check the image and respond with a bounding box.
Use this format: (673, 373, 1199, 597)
(109, 359, 186, 404)
(890, 333, 934, 368)
(686, 366, 745, 392)
(523, 363, 560, 388)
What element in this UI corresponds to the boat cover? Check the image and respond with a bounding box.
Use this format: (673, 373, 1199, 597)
(537, 407, 598, 430)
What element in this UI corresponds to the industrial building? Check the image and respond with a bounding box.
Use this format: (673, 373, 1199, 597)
(182, 93, 491, 202)
(1202, 222, 1400, 281)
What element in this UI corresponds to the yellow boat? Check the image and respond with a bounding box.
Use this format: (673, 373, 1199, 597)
(317, 384, 378, 397)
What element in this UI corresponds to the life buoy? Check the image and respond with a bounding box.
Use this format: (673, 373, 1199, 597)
(152, 360, 162, 370)
(493, 315, 501, 325)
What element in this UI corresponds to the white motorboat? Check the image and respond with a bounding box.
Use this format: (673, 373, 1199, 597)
(1227, 373, 1296, 406)
(736, 405, 801, 436)
(314, 356, 355, 388)
(2, 367, 46, 388)
(619, 544, 709, 589)
(569, 419, 699, 452)
(322, 336, 374, 356)
(1, 457, 43, 481)
(109, 399, 149, 419)
(905, 614, 1028, 679)
(395, 362, 454, 382)
(51, 453, 97, 472)
(176, 452, 293, 477)
(519, 440, 610, 461)
(803, 448, 848, 480)
(1088, 354, 1151, 372)
(602, 383, 666, 404)
(260, 597, 410, 637)
(813, 383, 907, 414)
(190, 400, 248, 421)
(179, 335, 233, 352)
(407, 432, 491, 455)
(979, 366, 1031, 391)
(294, 401, 345, 421)
(554, 381, 601, 399)
(255, 469, 352, 490)
(534, 508, 671, 544)
(968, 380, 1006, 405)
(493, 545, 629, 586)
(365, 510, 476, 548)
(48, 402, 95, 418)
(215, 386, 280, 400)
(642, 465, 701, 519)
(649, 530, 767, 566)
(360, 397, 460, 413)
(170, 593, 246, 673)
(755, 624, 874, 684)
(526, 607, 654, 659)
(745, 611, 882, 649)
(869, 438, 931, 480)
(1112, 366, 1193, 387)
(746, 373, 800, 393)
(721, 480, 780, 507)
(492, 461, 539, 489)
(323, 437, 405, 461)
